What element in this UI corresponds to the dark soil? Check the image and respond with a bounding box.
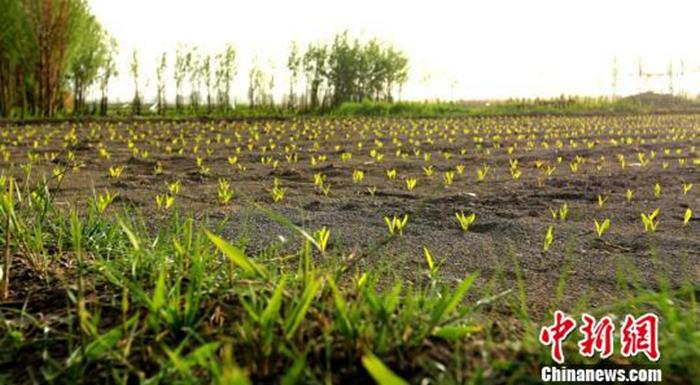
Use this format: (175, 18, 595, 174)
(3, 114, 699, 317)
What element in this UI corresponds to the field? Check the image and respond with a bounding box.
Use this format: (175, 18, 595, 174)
(1, 114, 699, 383)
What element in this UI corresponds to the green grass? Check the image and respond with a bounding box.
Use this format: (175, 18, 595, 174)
(331, 96, 683, 118)
(0, 174, 698, 384)
(5, 93, 700, 122)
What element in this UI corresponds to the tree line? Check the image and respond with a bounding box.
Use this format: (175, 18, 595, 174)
(0, 0, 409, 118)
(0, 0, 116, 117)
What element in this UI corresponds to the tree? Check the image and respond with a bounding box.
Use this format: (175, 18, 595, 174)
(303, 42, 327, 110)
(247, 59, 273, 108)
(174, 43, 186, 113)
(67, 8, 109, 115)
(187, 46, 201, 111)
(215, 43, 236, 111)
(286, 42, 301, 109)
(98, 37, 117, 116)
(130, 49, 141, 115)
(0, 0, 113, 118)
(156, 52, 167, 115)
(202, 54, 213, 113)
(300, 32, 409, 109)
(0, 0, 36, 117)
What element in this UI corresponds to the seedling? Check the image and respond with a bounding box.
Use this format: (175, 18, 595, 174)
(384, 215, 409, 236)
(558, 203, 569, 222)
(626, 189, 634, 203)
(543, 225, 554, 251)
(367, 186, 377, 196)
(455, 211, 476, 232)
(684, 208, 693, 226)
(271, 178, 286, 203)
(422, 165, 434, 177)
(510, 167, 522, 180)
(423, 246, 444, 278)
(405, 178, 417, 191)
(95, 190, 118, 214)
(320, 183, 331, 197)
(443, 171, 454, 187)
(638, 152, 649, 167)
(597, 194, 607, 208)
(476, 164, 489, 182)
(682, 183, 693, 195)
(313, 172, 325, 188)
(569, 161, 579, 174)
(314, 227, 330, 252)
(653, 183, 661, 199)
(153, 161, 163, 175)
(353, 170, 364, 183)
(594, 218, 610, 239)
(155, 194, 175, 210)
(640, 208, 660, 233)
(386, 169, 397, 180)
(109, 165, 124, 179)
(168, 180, 181, 195)
(217, 179, 234, 205)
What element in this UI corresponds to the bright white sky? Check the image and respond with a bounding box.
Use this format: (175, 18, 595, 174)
(90, 0, 700, 103)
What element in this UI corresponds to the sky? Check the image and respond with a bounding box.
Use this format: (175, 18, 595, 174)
(90, 0, 700, 104)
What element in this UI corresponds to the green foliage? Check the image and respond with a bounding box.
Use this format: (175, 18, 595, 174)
(300, 32, 409, 109)
(0, 0, 115, 117)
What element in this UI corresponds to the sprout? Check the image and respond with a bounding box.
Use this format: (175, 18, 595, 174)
(155, 194, 175, 210)
(217, 179, 234, 205)
(476, 164, 489, 182)
(405, 178, 417, 191)
(684, 208, 693, 226)
(313, 172, 326, 188)
(168, 180, 182, 195)
(271, 178, 286, 203)
(352, 170, 364, 183)
(95, 190, 118, 214)
(597, 195, 607, 208)
(455, 211, 476, 232)
(543, 225, 554, 251)
(653, 183, 661, 199)
(594, 218, 611, 239)
(108, 165, 125, 179)
(641, 208, 660, 233)
(423, 246, 443, 279)
(569, 161, 579, 174)
(443, 171, 454, 187)
(313, 227, 330, 252)
(682, 183, 693, 195)
(384, 215, 409, 237)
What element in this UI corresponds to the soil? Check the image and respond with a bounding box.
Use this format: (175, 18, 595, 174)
(2, 114, 699, 318)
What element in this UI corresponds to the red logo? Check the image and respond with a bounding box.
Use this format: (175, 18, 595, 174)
(540, 311, 660, 363)
(539, 310, 577, 364)
(620, 313, 660, 362)
(578, 313, 615, 359)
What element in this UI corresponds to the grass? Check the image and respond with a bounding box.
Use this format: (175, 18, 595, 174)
(0, 174, 698, 384)
(330, 95, 698, 118)
(5, 93, 700, 123)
